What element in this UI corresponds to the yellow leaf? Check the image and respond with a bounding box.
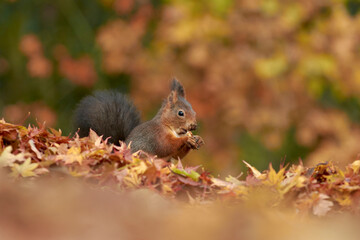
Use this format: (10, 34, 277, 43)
(86, 149, 106, 158)
(350, 160, 360, 174)
(243, 160, 265, 179)
(295, 176, 307, 188)
(211, 177, 231, 188)
(162, 183, 173, 194)
(132, 161, 148, 175)
(233, 185, 248, 197)
(65, 147, 83, 164)
(339, 181, 360, 191)
(279, 175, 306, 196)
(0, 146, 26, 167)
(124, 172, 141, 187)
(122, 161, 149, 187)
(225, 175, 243, 185)
(68, 169, 89, 177)
(11, 158, 39, 178)
(267, 164, 277, 185)
(268, 164, 285, 185)
(278, 165, 305, 195)
(335, 194, 352, 206)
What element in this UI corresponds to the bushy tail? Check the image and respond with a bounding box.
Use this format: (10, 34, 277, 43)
(74, 90, 141, 144)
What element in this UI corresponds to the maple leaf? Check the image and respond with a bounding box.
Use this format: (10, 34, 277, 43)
(113, 143, 133, 162)
(350, 160, 360, 174)
(0, 146, 26, 167)
(162, 183, 173, 194)
(225, 175, 243, 185)
(312, 162, 336, 183)
(171, 160, 202, 182)
(29, 139, 42, 159)
(333, 192, 352, 206)
(264, 163, 285, 186)
(132, 159, 148, 174)
(279, 165, 306, 195)
(120, 159, 149, 187)
(338, 182, 360, 191)
(11, 158, 39, 178)
(243, 160, 266, 180)
(177, 175, 201, 186)
(225, 175, 247, 196)
(5, 119, 360, 216)
(49, 127, 62, 137)
(88, 128, 100, 143)
(114, 168, 128, 182)
(171, 167, 200, 181)
(59, 146, 83, 165)
(123, 171, 142, 187)
(312, 193, 334, 217)
(211, 177, 233, 188)
(2, 129, 18, 142)
(211, 175, 248, 197)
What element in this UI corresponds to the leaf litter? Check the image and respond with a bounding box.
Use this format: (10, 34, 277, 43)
(2, 119, 360, 216)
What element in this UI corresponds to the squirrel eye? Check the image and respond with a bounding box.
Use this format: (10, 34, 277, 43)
(178, 110, 185, 117)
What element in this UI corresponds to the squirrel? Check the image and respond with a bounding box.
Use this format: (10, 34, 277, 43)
(74, 79, 204, 160)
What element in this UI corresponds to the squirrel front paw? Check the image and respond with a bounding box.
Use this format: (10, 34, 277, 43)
(186, 135, 204, 150)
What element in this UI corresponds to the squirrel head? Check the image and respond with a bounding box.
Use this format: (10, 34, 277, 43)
(160, 78, 197, 135)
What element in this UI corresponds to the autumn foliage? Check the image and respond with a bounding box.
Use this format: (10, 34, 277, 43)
(2, 1, 360, 237)
(2, 119, 360, 217)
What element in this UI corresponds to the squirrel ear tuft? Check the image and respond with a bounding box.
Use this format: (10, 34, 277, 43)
(167, 90, 178, 108)
(171, 78, 185, 98)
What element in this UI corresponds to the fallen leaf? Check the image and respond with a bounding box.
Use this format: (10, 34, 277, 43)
(243, 160, 265, 179)
(350, 160, 360, 174)
(313, 193, 333, 217)
(11, 158, 39, 178)
(0, 146, 26, 167)
(63, 146, 83, 164)
(29, 139, 42, 159)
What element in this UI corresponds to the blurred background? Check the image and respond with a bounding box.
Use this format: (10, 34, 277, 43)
(1, 0, 360, 174)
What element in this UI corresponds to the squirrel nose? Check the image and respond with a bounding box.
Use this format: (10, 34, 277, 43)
(189, 123, 197, 131)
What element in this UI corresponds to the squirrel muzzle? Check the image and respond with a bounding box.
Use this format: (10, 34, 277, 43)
(177, 123, 196, 136)
(188, 123, 197, 131)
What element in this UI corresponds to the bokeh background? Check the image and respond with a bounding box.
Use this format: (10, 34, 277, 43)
(1, 0, 360, 174)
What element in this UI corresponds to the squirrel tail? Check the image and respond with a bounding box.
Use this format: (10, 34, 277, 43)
(74, 90, 141, 144)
